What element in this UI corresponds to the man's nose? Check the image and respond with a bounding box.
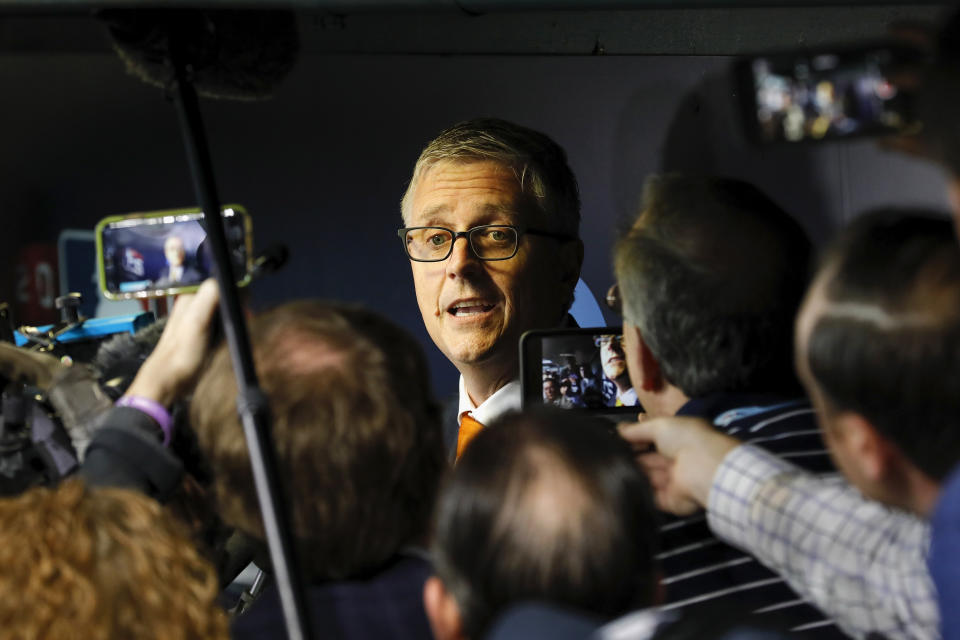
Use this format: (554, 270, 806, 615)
(445, 234, 482, 276)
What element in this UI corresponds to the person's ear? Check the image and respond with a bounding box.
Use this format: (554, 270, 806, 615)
(632, 327, 663, 392)
(834, 412, 892, 483)
(424, 576, 466, 640)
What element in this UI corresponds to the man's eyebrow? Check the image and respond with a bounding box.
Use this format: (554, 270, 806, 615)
(415, 204, 451, 226)
(481, 203, 522, 221)
(414, 203, 522, 227)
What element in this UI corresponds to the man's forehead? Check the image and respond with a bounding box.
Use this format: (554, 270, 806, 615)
(409, 159, 535, 224)
(416, 202, 522, 226)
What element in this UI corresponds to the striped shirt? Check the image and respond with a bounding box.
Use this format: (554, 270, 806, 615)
(657, 393, 842, 636)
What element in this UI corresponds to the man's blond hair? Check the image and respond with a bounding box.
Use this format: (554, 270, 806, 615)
(400, 118, 581, 237)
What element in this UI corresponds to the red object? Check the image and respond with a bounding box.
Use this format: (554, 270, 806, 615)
(15, 244, 59, 325)
(139, 297, 169, 317)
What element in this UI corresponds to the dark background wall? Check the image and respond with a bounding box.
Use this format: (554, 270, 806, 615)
(0, 5, 953, 397)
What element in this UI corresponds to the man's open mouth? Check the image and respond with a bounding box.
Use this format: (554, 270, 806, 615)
(448, 301, 496, 317)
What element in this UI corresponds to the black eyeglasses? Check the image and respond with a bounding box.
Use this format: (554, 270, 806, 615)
(397, 224, 576, 262)
(593, 334, 623, 348)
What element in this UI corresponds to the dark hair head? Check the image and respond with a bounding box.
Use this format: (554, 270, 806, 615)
(614, 173, 812, 398)
(402, 117, 581, 237)
(432, 409, 659, 639)
(191, 301, 446, 580)
(806, 210, 960, 481)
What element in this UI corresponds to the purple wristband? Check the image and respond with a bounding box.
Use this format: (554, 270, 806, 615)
(116, 396, 173, 447)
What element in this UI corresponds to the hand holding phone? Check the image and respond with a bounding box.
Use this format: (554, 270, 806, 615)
(619, 416, 739, 516)
(737, 42, 926, 144)
(124, 279, 221, 408)
(96, 205, 252, 300)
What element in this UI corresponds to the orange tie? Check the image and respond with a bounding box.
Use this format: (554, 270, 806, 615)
(456, 412, 485, 461)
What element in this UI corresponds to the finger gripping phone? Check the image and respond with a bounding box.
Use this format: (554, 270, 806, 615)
(95, 205, 252, 300)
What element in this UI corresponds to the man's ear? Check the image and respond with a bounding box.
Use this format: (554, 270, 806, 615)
(628, 325, 663, 392)
(424, 576, 466, 640)
(834, 412, 893, 483)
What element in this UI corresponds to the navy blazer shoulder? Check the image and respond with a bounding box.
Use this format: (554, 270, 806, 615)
(232, 554, 434, 640)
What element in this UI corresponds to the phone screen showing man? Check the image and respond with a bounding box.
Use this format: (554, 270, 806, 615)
(102, 218, 210, 295)
(97, 207, 250, 300)
(522, 328, 641, 415)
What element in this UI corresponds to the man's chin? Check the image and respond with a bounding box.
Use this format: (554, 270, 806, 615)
(447, 347, 498, 368)
(604, 367, 627, 381)
(443, 338, 510, 371)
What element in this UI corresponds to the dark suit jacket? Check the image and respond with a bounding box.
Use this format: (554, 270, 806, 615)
(232, 553, 434, 640)
(442, 393, 461, 461)
(156, 264, 204, 288)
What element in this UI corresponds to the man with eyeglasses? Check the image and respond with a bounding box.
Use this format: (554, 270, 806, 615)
(398, 118, 583, 460)
(595, 334, 638, 407)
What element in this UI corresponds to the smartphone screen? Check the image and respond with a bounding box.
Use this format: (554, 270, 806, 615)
(520, 328, 642, 417)
(738, 45, 920, 144)
(96, 205, 251, 300)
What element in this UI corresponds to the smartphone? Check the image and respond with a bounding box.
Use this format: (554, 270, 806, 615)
(736, 43, 924, 144)
(520, 327, 642, 417)
(95, 205, 252, 300)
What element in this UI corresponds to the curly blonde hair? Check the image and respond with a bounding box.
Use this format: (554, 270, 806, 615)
(0, 478, 229, 640)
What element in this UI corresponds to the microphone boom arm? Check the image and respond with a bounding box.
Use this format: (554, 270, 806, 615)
(168, 35, 315, 640)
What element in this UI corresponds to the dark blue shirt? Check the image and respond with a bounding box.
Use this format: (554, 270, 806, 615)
(232, 553, 433, 640)
(930, 463, 960, 640)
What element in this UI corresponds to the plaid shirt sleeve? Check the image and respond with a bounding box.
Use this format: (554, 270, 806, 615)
(706, 444, 938, 640)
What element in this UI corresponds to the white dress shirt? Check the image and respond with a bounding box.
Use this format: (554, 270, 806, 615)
(457, 376, 522, 427)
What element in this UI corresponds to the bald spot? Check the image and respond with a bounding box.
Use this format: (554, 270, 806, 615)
(490, 444, 607, 586)
(258, 326, 350, 377)
(796, 257, 960, 384)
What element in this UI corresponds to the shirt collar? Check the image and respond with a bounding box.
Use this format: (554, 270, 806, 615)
(458, 376, 522, 426)
(455, 313, 573, 426)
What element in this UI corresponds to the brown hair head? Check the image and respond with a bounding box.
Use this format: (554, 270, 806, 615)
(191, 301, 445, 581)
(0, 478, 228, 640)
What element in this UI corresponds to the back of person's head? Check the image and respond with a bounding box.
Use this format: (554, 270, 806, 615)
(401, 117, 581, 236)
(191, 301, 446, 581)
(427, 409, 659, 640)
(0, 478, 227, 640)
(614, 173, 812, 398)
(803, 210, 960, 482)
